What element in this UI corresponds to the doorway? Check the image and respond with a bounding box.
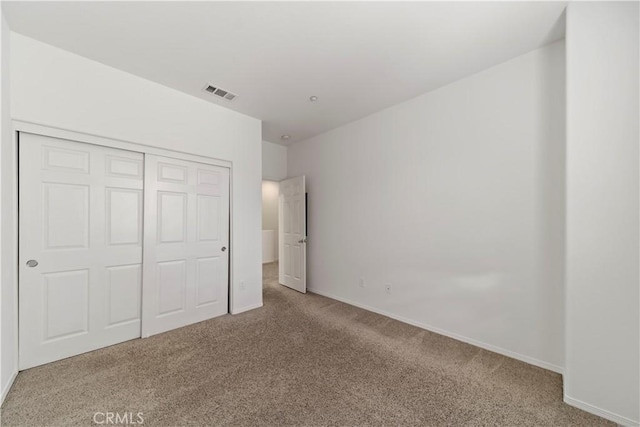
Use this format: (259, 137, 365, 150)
(262, 177, 307, 293)
(261, 180, 279, 265)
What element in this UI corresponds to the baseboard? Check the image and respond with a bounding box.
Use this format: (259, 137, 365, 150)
(308, 287, 564, 375)
(564, 395, 639, 427)
(231, 302, 263, 315)
(1, 369, 18, 405)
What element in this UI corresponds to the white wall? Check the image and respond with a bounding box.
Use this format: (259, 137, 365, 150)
(288, 41, 566, 372)
(4, 33, 263, 388)
(564, 3, 639, 425)
(262, 140, 287, 181)
(0, 10, 17, 404)
(262, 181, 279, 263)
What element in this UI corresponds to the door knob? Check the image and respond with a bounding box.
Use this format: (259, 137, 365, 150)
(298, 238, 308, 244)
(26, 260, 38, 267)
(221, 247, 227, 252)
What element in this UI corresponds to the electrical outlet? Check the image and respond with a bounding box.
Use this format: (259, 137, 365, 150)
(240, 281, 246, 291)
(358, 277, 365, 288)
(385, 284, 392, 294)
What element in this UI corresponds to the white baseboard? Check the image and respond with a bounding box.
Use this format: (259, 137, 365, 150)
(564, 395, 639, 427)
(1, 369, 18, 405)
(308, 287, 564, 374)
(231, 302, 263, 315)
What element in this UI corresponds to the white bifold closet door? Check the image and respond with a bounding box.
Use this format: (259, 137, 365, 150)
(19, 134, 230, 369)
(141, 155, 229, 337)
(19, 133, 144, 369)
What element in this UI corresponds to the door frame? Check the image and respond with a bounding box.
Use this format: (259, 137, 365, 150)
(9, 120, 235, 369)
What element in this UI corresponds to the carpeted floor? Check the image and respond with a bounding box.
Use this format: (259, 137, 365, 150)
(1, 262, 610, 426)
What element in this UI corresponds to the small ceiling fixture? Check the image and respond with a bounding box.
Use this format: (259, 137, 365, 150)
(202, 83, 237, 101)
(309, 96, 318, 102)
(281, 135, 291, 141)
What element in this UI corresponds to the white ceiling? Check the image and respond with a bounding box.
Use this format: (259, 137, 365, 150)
(2, 1, 566, 145)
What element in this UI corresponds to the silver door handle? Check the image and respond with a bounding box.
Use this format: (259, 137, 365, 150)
(298, 238, 308, 244)
(221, 247, 227, 252)
(26, 260, 38, 267)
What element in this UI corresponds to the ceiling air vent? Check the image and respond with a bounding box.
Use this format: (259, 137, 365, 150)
(202, 84, 237, 101)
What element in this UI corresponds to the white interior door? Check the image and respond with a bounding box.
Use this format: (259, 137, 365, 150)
(19, 133, 144, 369)
(142, 155, 229, 337)
(279, 176, 306, 293)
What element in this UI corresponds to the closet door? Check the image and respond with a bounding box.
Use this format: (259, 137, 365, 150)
(142, 155, 229, 337)
(19, 133, 144, 369)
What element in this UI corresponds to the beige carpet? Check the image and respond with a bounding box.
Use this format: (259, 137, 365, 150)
(1, 262, 610, 426)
